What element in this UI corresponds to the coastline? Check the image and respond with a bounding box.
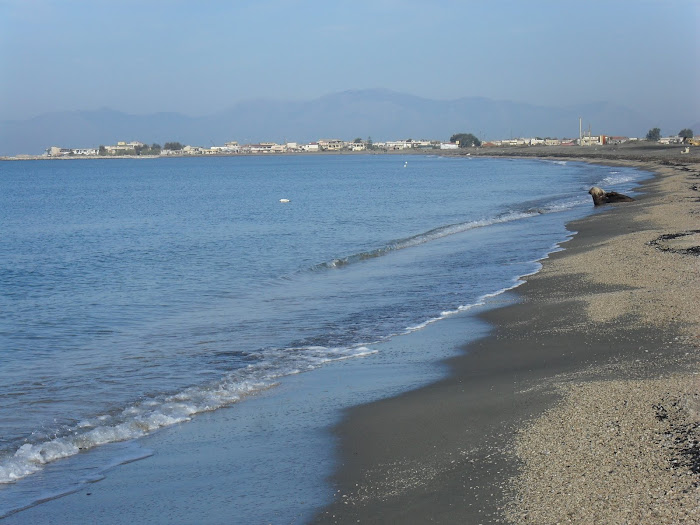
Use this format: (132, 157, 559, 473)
(2, 151, 696, 523)
(3, 141, 698, 163)
(313, 153, 700, 523)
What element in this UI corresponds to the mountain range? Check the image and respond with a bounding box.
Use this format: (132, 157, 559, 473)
(1, 89, 696, 156)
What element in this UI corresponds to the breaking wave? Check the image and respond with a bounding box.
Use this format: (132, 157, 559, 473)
(311, 208, 562, 272)
(0, 345, 376, 485)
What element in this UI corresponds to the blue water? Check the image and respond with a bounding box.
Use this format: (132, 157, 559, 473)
(0, 154, 647, 518)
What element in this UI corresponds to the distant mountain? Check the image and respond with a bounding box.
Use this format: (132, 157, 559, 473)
(0, 89, 678, 156)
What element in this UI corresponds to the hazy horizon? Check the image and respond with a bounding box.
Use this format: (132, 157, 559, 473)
(1, 1, 698, 125)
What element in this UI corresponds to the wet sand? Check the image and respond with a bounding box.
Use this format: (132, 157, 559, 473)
(314, 149, 700, 523)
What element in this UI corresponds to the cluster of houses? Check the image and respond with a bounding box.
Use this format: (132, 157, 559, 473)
(45, 133, 691, 158)
(483, 138, 577, 147)
(46, 138, 458, 157)
(483, 135, 642, 147)
(47, 146, 99, 156)
(170, 139, 450, 155)
(46, 141, 146, 157)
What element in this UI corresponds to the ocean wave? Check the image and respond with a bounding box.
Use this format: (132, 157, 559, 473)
(309, 209, 558, 273)
(401, 274, 540, 335)
(0, 344, 376, 485)
(601, 171, 637, 186)
(537, 159, 568, 166)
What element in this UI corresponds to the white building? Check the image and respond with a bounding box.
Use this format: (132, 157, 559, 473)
(500, 138, 527, 146)
(104, 145, 129, 154)
(248, 143, 276, 153)
(384, 140, 413, 150)
(46, 146, 71, 156)
(318, 139, 344, 151)
(224, 141, 240, 153)
(183, 145, 205, 155)
(580, 135, 606, 146)
(71, 148, 98, 156)
(440, 142, 459, 150)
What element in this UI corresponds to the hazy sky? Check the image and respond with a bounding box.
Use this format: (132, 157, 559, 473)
(1, 0, 698, 122)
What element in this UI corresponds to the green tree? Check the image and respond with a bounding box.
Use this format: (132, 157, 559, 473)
(450, 133, 481, 147)
(98, 145, 106, 156)
(151, 143, 162, 150)
(679, 128, 694, 139)
(353, 137, 362, 143)
(646, 128, 661, 141)
(163, 142, 184, 151)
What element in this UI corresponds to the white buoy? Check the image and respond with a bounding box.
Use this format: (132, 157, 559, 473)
(279, 198, 290, 203)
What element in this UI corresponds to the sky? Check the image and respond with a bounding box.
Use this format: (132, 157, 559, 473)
(1, 0, 698, 124)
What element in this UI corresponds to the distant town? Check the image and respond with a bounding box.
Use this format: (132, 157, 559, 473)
(38, 130, 698, 159)
(0, 123, 689, 160)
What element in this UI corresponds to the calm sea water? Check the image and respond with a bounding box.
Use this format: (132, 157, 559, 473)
(0, 154, 646, 517)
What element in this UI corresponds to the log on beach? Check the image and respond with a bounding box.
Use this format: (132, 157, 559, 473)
(588, 186, 635, 205)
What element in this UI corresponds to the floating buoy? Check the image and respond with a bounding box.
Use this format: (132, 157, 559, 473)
(279, 198, 290, 203)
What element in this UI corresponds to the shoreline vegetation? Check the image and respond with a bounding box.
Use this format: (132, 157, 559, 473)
(313, 149, 700, 523)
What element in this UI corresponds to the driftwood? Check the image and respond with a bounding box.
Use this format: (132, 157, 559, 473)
(589, 186, 635, 206)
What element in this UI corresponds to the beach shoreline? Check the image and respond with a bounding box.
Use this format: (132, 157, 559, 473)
(313, 152, 700, 523)
(2, 151, 697, 524)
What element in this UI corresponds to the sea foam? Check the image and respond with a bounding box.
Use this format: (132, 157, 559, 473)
(0, 342, 379, 484)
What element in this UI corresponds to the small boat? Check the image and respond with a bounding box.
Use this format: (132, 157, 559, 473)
(279, 198, 290, 203)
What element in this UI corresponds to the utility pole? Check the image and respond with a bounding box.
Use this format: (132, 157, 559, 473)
(579, 117, 582, 145)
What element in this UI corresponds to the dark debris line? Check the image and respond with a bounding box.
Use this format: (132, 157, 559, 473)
(648, 231, 700, 256)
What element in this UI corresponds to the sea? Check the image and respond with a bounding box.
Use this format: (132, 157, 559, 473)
(0, 154, 648, 522)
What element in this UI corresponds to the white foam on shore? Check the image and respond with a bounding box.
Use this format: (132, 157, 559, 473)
(0, 341, 381, 485)
(400, 233, 574, 338)
(402, 276, 536, 335)
(601, 170, 638, 187)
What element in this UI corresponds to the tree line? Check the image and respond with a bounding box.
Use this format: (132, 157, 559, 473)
(450, 133, 481, 147)
(646, 128, 693, 141)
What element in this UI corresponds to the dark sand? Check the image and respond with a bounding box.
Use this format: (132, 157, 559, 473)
(314, 148, 700, 524)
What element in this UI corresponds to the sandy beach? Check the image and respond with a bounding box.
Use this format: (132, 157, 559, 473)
(314, 146, 700, 524)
